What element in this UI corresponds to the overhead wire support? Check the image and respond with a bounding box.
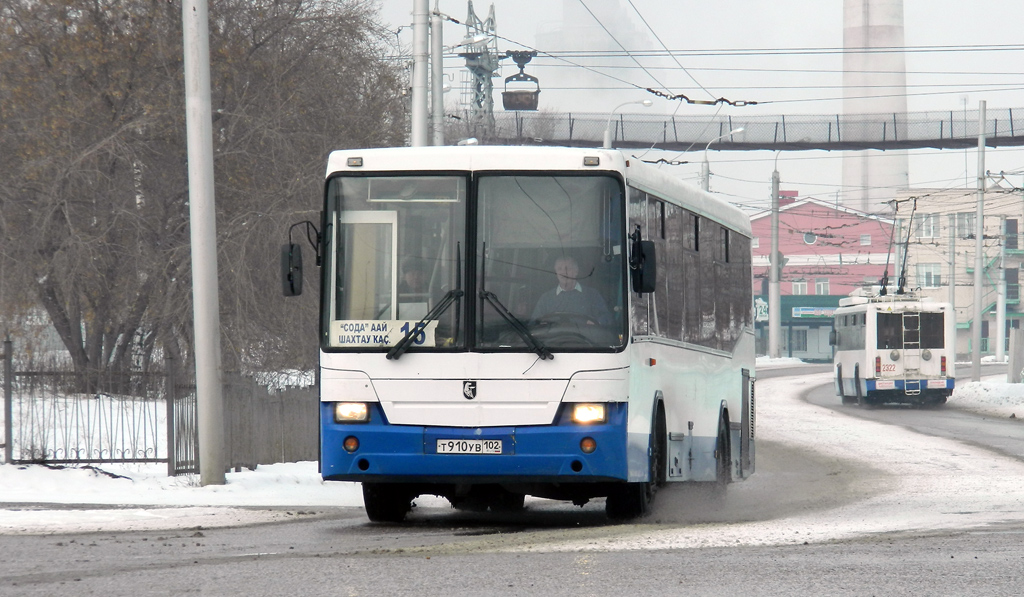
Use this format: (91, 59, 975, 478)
(644, 87, 759, 107)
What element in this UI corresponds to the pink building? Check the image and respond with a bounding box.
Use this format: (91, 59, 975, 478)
(750, 196, 895, 360)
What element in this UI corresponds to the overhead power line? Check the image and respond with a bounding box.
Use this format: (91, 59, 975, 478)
(539, 44, 1024, 58)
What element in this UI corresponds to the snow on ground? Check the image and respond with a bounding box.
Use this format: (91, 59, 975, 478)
(515, 370, 1024, 553)
(2, 359, 1024, 539)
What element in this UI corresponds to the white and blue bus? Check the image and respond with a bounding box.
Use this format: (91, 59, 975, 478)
(831, 292, 955, 407)
(283, 146, 756, 521)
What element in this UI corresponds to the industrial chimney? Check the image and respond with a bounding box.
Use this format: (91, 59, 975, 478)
(843, 0, 909, 213)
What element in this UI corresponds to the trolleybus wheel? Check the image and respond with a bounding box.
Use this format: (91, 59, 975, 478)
(362, 483, 413, 523)
(605, 406, 666, 520)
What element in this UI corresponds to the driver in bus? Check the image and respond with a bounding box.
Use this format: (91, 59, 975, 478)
(531, 256, 613, 325)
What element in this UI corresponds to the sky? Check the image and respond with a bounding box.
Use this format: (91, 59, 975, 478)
(376, 1, 1024, 212)
(3, 361, 1024, 543)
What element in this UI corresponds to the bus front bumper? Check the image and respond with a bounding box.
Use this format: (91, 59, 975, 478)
(320, 402, 629, 484)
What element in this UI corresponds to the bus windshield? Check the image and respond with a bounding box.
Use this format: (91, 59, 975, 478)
(323, 174, 467, 351)
(476, 174, 626, 352)
(322, 173, 626, 353)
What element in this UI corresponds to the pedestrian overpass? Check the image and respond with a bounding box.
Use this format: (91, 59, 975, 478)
(475, 106, 1024, 152)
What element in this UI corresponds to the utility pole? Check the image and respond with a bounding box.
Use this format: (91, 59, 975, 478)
(182, 0, 225, 486)
(769, 166, 782, 359)
(430, 1, 444, 146)
(948, 214, 956, 310)
(997, 215, 1007, 361)
(410, 0, 429, 147)
(972, 100, 986, 381)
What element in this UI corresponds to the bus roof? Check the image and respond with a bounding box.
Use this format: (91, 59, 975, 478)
(836, 294, 950, 310)
(326, 146, 752, 237)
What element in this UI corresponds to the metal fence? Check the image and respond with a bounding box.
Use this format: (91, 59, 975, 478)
(1, 339, 317, 475)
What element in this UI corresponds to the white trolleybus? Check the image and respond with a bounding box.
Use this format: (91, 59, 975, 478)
(282, 146, 756, 521)
(831, 291, 955, 407)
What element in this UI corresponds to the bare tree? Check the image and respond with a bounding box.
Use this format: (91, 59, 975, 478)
(0, 0, 407, 376)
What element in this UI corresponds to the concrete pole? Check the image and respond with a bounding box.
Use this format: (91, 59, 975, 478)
(1010, 327, 1024, 383)
(411, 0, 429, 147)
(701, 128, 744, 192)
(182, 0, 225, 485)
(948, 213, 957, 356)
(769, 168, 782, 359)
(430, 2, 445, 146)
(3, 337, 11, 464)
(947, 214, 956, 309)
(972, 100, 986, 381)
(997, 215, 1006, 360)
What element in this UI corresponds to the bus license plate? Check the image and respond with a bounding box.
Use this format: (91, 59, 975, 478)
(436, 439, 502, 454)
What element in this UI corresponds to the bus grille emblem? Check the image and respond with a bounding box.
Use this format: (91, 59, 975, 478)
(462, 381, 477, 400)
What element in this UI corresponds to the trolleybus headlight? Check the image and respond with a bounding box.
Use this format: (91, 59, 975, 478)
(921, 349, 932, 361)
(889, 350, 900, 362)
(334, 402, 369, 423)
(572, 403, 607, 424)
(580, 437, 597, 454)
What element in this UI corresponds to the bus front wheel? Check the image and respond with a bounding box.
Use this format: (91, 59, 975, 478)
(606, 406, 666, 520)
(362, 483, 413, 523)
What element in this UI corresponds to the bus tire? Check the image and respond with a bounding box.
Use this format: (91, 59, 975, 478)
(606, 405, 665, 520)
(490, 488, 526, 513)
(362, 483, 413, 523)
(714, 413, 732, 492)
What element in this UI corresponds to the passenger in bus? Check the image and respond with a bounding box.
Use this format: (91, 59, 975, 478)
(531, 256, 613, 325)
(399, 258, 428, 295)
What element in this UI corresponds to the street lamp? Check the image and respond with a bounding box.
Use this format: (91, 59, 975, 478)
(700, 127, 744, 191)
(603, 99, 653, 149)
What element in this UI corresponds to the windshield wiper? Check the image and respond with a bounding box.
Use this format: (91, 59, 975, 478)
(387, 288, 462, 360)
(480, 290, 552, 360)
(387, 244, 463, 361)
(478, 241, 551, 360)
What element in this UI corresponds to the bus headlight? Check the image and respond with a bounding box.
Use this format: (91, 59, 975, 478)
(572, 403, 606, 424)
(333, 402, 369, 423)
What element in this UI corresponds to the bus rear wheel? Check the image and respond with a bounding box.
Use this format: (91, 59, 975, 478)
(362, 483, 413, 523)
(714, 415, 732, 490)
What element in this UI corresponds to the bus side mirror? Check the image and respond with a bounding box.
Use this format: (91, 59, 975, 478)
(829, 330, 838, 346)
(630, 240, 657, 294)
(282, 243, 303, 296)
